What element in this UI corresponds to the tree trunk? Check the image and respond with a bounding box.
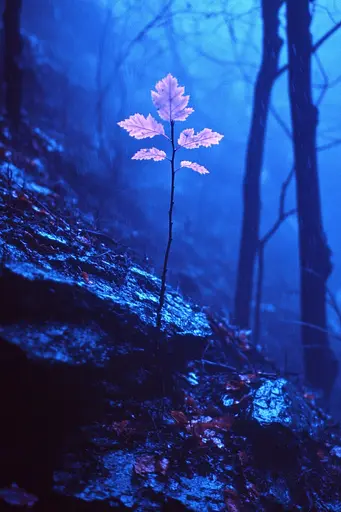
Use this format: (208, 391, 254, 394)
(286, 0, 338, 401)
(3, 0, 23, 135)
(233, 0, 283, 327)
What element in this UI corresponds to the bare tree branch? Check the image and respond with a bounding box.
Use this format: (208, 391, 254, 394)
(269, 105, 292, 138)
(279, 319, 341, 342)
(275, 20, 341, 79)
(317, 138, 341, 151)
(303, 267, 341, 329)
(314, 52, 329, 106)
(253, 166, 296, 345)
(252, 16, 341, 342)
(96, 5, 113, 152)
(195, 47, 258, 69)
(101, 0, 174, 100)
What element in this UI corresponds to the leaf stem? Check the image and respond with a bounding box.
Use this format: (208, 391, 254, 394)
(156, 120, 176, 329)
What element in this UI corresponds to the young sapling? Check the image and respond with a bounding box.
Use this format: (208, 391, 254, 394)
(118, 74, 223, 329)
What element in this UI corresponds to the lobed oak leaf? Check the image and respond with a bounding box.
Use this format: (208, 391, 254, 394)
(178, 128, 223, 149)
(151, 73, 194, 122)
(132, 148, 166, 161)
(117, 113, 165, 139)
(180, 160, 209, 175)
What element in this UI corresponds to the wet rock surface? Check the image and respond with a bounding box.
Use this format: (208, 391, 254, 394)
(1, 126, 341, 510)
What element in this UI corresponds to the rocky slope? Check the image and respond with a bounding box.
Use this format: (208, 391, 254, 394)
(1, 122, 341, 511)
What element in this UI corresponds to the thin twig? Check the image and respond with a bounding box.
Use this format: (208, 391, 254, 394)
(196, 359, 237, 372)
(275, 20, 341, 79)
(253, 166, 296, 344)
(279, 319, 341, 342)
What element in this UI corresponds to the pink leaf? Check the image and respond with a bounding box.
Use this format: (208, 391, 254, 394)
(151, 74, 194, 122)
(180, 160, 209, 175)
(178, 128, 223, 149)
(117, 113, 165, 139)
(132, 148, 166, 161)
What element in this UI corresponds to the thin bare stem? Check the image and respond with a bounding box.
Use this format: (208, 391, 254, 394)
(156, 120, 176, 329)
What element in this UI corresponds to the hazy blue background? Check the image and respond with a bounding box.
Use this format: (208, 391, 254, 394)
(13, 0, 341, 389)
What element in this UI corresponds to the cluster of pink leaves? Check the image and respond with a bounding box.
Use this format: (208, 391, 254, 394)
(118, 74, 223, 175)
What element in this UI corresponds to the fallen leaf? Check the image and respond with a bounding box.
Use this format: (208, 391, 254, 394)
(224, 488, 240, 512)
(303, 392, 315, 402)
(225, 379, 245, 392)
(238, 450, 248, 467)
(211, 415, 234, 431)
(32, 205, 49, 216)
(81, 271, 90, 283)
(317, 448, 327, 461)
(171, 410, 188, 425)
(134, 455, 156, 476)
(17, 193, 32, 204)
(238, 331, 252, 351)
(184, 394, 196, 407)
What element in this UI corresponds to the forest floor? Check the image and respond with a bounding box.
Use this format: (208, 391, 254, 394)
(1, 121, 341, 510)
